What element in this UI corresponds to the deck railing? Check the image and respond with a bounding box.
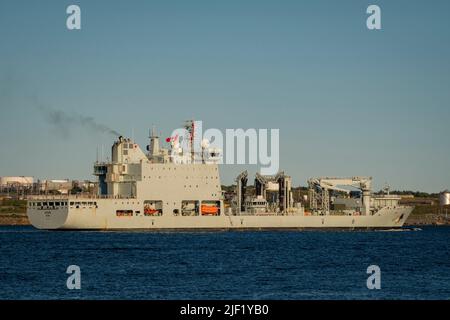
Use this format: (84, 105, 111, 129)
(27, 194, 137, 200)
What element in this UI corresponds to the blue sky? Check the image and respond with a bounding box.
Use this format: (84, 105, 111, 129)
(0, 0, 449, 192)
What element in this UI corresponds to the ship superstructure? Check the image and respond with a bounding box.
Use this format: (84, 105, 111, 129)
(27, 122, 413, 230)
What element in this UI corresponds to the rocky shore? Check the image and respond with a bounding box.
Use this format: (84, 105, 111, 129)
(404, 213, 450, 226)
(0, 213, 29, 225)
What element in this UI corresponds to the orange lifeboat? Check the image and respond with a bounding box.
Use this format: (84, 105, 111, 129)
(201, 205, 219, 215)
(144, 208, 159, 215)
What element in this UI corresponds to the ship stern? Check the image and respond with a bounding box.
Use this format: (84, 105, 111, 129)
(27, 198, 69, 230)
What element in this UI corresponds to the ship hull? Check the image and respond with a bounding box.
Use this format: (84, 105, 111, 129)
(27, 200, 413, 230)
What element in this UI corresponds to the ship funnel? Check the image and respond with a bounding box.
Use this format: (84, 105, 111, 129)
(149, 126, 160, 156)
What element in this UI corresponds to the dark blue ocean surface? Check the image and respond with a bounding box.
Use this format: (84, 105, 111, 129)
(0, 226, 449, 300)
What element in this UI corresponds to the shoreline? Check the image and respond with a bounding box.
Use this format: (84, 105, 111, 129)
(0, 214, 29, 226)
(404, 214, 450, 226)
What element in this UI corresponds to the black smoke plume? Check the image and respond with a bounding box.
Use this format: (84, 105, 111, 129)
(40, 106, 121, 138)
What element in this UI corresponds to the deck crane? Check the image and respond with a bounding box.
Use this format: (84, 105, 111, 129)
(308, 176, 372, 215)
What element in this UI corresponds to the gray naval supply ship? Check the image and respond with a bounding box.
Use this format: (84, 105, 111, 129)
(27, 121, 413, 230)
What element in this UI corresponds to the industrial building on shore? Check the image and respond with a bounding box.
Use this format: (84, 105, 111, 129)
(0, 176, 96, 199)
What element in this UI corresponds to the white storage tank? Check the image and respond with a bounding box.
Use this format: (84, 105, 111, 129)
(440, 190, 450, 206)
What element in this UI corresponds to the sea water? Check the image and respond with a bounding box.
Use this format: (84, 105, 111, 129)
(0, 226, 449, 299)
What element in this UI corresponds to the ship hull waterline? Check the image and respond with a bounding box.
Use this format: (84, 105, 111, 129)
(27, 205, 412, 231)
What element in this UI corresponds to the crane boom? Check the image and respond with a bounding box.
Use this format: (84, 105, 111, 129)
(308, 176, 373, 215)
